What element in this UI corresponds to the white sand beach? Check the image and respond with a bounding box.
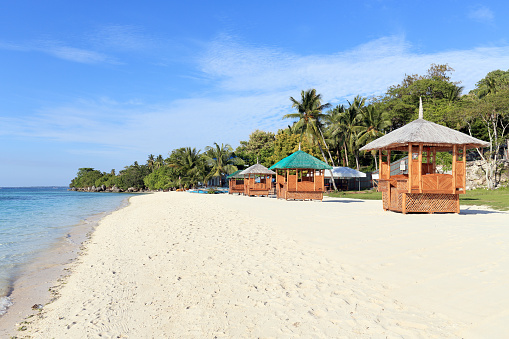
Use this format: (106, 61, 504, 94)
(14, 192, 509, 338)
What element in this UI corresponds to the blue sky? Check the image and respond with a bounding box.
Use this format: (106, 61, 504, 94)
(1, 1, 508, 186)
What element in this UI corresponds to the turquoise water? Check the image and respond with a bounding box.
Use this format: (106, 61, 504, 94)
(0, 187, 132, 315)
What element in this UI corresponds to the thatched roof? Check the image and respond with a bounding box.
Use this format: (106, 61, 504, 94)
(360, 119, 490, 152)
(269, 150, 333, 170)
(226, 170, 243, 179)
(239, 164, 276, 176)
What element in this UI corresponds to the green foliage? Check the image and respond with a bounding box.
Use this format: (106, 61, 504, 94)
(203, 143, 243, 186)
(269, 132, 321, 164)
(144, 167, 176, 190)
(376, 64, 463, 128)
(235, 130, 275, 167)
(435, 152, 452, 172)
(470, 69, 509, 98)
(116, 162, 150, 190)
(94, 173, 116, 188)
(167, 147, 209, 188)
(69, 168, 104, 188)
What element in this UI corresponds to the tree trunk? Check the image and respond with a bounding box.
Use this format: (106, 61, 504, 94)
(343, 143, 349, 167)
(318, 126, 336, 166)
(317, 143, 338, 191)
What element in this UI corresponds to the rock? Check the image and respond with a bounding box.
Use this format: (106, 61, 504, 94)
(31, 304, 43, 310)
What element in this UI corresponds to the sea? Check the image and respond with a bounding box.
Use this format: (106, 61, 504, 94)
(0, 187, 132, 316)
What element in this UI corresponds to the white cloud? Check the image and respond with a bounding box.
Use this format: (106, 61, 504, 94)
(0, 39, 113, 64)
(41, 43, 112, 64)
(199, 35, 509, 103)
(468, 5, 495, 24)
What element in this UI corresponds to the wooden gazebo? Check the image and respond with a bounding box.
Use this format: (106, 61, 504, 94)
(360, 101, 490, 214)
(269, 150, 332, 201)
(239, 164, 276, 197)
(227, 170, 244, 195)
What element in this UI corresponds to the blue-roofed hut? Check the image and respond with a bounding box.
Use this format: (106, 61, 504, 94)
(269, 150, 332, 201)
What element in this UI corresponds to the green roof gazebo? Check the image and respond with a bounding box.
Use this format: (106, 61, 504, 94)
(227, 170, 244, 195)
(269, 150, 332, 201)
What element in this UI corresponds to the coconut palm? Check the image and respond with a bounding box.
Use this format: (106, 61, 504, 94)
(329, 96, 365, 170)
(203, 143, 243, 187)
(283, 89, 338, 190)
(168, 147, 207, 188)
(324, 104, 348, 166)
(154, 155, 164, 170)
(146, 154, 155, 172)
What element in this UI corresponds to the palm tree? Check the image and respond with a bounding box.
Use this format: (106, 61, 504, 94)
(357, 105, 391, 170)
(168, 147, 207, 188)
(283, 89, 338, 190)
(146, 154, 155, 172)
(329, 96, 365, 170)
(154, 155, 164, 170)
(203, 143, 243, 187)
(324, 104, 348, 166)
(444, 86, 464, 105)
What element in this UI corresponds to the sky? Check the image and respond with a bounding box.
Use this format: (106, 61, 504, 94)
(1, 0, 508, 186)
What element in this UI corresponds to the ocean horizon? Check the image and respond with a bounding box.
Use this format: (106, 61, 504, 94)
(0, 187, 132, 316)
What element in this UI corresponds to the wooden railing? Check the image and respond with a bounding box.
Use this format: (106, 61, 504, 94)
(286, 175, 324, 191)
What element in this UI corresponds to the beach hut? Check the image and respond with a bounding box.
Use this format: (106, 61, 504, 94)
(269, 150, 332, 201)
(227, 170, 244, 195)
(360, 99, 490, 214)
(239, 163, 276, 197)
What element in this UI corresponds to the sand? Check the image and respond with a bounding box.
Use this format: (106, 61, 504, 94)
(10, 192, 509, 338)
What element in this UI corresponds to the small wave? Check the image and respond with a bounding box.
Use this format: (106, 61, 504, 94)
(0, 296, 13, 316)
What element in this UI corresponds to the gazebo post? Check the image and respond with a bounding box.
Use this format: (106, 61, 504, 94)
(293, 169, 299, 199)
(379, 149, 383, 177)
(408, 143, 412, 192)
(452, 144, 457, 194)
(418, 143, 423, 193)
(321, 170, 324, 192)
(463, 145, 467, 189)
(432, 147, 436, 174)
(387, 150, 391, 178)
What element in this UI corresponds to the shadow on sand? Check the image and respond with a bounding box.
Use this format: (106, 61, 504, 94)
(460, 207, 503, 215)
(322, 199, 365, 203)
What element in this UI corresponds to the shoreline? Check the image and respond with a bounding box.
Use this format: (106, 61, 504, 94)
(0, 196, 132, 337)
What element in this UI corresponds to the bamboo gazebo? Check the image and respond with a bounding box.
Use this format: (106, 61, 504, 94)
(227, 170, 245, 195)
(239, 163, 276, 197)
(360, 100, 490, 214)
(269, 150, 332, 201)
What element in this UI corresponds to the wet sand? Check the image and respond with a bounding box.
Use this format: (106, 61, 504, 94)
(11, 192, 509, 338)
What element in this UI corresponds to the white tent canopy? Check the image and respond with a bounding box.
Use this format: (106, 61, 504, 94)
(324, 167, 367, 178)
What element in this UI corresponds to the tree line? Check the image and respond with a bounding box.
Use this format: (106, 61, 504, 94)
(70, 65, 509, 191)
